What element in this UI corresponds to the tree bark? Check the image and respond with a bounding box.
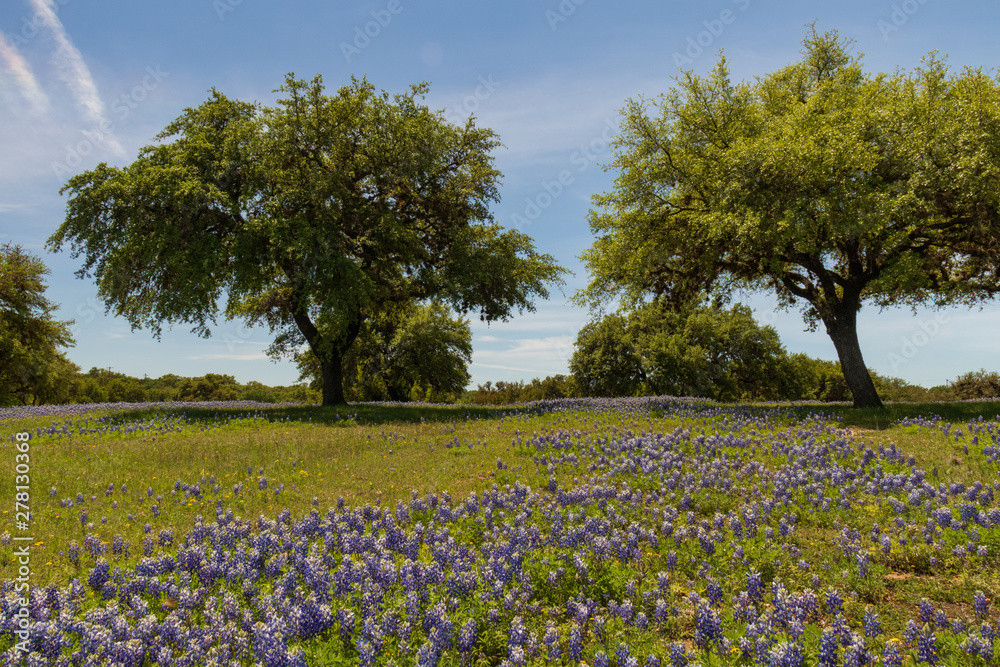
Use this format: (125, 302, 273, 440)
(318, 352, 347, 406)
(823, 309, 884, 409)
(289, 300, 362, 407)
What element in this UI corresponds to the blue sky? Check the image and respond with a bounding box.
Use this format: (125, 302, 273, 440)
(1, 0, 997, 389)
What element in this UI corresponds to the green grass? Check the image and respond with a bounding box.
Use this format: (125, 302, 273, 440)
(1, 405, 558, 586)
(2, 398, 1000, 664)
(824, 400, 1000, 430)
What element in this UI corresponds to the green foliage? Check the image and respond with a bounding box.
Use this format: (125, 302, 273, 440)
(577, 28, 1000, 408)
(568, 314, 644, 398)
(49, 74, 564, 405)
(174, 373, 241, 401)
(570, 301, 799, 401)
(55, 367, 318, 405)
(296, 301, 473, 403)
(0, 243, 77, 406)
(466, 375, 580, 405)
(785, 354, 851, 402)
(950, 369, 1000, 399)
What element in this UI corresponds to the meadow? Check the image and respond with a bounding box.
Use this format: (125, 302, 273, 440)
(1, 397, 999, 666)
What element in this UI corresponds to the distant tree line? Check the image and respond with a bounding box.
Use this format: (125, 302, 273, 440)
(465, 366, 997, 406)
(463, 376, 579, 405)
(7, 367, 318, 407)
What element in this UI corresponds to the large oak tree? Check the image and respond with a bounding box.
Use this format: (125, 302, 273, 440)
(578, 30, 1000, 408)
(49, 75, 564, 405)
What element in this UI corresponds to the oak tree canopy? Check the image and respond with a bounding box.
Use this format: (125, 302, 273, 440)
(49, 75, 565, 405)
(578, 30, 1000, 408)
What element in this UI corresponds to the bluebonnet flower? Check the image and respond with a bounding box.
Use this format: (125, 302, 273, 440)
(356, 638, 376, 667)
(668, 643, 689, 667)
(508, 615, 529, 654)
(768, 641, 804, 667)
(863, 607, 882, 637)
(843, 634, 870, 667)
(458, 618, 476, 656)
(825, 588, 843, 616)
(84, 533, 105, 558)
(706, 581, 723, 607)
(694, 602, 722, 649)
(657, 571, 670, 595)
(617, 599, 634, 624)
(833, 614, 851, 645)
(416, 640, 440, 667)
(855, 551, 869, 578)
(112, 535, 127, 558)
(338, 608, 356, 644)
(593, 615, 606, 641)
(974, 590, 990, 619)
(567, 623, 583, 662)
(543, 620, 560, 662)
(961, 631, 994, 660)
(87, 559, 110, 591)
(882, 639, 903, 667)
(654, 598, 670, 625)
(918, 598, 935, 624)
(916, 624, 939, 664)
(747, 569, 764, 603)
(818, 628, 838, 667)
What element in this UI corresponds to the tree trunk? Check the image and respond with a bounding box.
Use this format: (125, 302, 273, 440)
(824, 309, 884, 409)
(318, 351, 347, 406)
(289, 301, 362, 407)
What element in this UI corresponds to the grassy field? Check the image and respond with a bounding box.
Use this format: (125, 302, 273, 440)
(1, 397, 999, 665)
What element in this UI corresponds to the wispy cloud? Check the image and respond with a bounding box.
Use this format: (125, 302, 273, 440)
(27, 0, 124, 155)
(472, 334, 575, 380)
(0, 31, 48, 112)
(500, 335, 575, 356)
(471, 362, 565, 375)
(433, 71, 663, 173)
